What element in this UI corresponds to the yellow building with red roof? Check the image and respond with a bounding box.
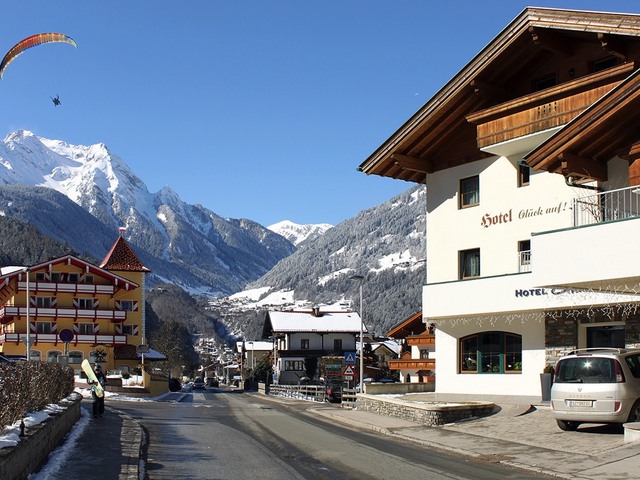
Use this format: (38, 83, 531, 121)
(0, 228, 149, 375)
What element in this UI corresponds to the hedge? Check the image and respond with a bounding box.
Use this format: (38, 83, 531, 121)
(0, 361, 74, 427)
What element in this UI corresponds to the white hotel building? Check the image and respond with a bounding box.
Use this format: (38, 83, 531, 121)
(359, 7, 640, 402)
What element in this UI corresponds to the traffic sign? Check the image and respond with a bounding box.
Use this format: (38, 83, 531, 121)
(137, 344, 150, 354)
(342, 365, 356, 376)
(344, 351, 356, 364)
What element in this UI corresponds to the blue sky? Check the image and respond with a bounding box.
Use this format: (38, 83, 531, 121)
(1, 1, 638, 227)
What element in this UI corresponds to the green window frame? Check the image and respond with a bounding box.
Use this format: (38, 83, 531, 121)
(460, 332, 522, 374)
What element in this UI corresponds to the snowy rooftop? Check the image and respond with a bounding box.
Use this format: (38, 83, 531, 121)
(243, 341, 273, 351)
(268, 310, 364, 333)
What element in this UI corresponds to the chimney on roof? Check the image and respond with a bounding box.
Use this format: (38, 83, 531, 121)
(311, 306, 323, 317)
(119, 227, 126, 237)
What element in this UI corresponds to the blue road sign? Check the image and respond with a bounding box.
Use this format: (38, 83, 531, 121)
(345, 351, 356, 364)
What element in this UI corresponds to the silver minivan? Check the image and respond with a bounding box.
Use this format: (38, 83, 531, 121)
(551, 348, 640, 431)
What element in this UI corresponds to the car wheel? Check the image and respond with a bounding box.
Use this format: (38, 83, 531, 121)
(556, 419, 579, 431)
(627, 400, 640, 423)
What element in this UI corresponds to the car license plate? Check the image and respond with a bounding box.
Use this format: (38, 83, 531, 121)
(567, 400, 593, 407)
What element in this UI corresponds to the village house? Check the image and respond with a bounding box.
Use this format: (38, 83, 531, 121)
(262, 308, 363, 385)
(386, 311, 435, 384)
(0, 229, 150, 376)
(359, 7, 640, 402)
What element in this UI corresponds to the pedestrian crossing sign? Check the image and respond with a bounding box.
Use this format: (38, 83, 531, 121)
(344, 351, 356, 363)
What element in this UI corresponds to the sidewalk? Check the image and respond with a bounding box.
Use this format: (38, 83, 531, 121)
(36, 399, 142, 480)
(306, 398, 640, 480)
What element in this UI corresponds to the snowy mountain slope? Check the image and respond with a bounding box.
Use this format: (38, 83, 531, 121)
(267, 220, 333, 247)
(217, 185, 426, 336)
(0, 130, 295, 295)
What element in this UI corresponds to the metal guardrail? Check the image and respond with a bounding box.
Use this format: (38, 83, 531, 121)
(268, 385, 327, 403)
(573, 186, 640, 227)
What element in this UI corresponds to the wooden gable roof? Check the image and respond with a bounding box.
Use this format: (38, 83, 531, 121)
(386, 310, 424, 339)
(359, 7, 640, 184)
(525, 68, 640, 178)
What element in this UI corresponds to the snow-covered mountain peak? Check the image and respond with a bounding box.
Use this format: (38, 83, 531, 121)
(268, 220, 333, 246)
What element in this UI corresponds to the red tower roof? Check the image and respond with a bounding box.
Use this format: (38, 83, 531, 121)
(100, 233, 149, 273)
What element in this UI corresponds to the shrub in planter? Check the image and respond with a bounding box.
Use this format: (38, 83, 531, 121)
(0, 361, 74, 427)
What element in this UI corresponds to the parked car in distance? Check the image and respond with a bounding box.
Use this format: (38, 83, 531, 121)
(207, 377, 219, 387)
(551, 348, 640, 431)
(193, 378, 206, 389)
(325, 380, 344, 403)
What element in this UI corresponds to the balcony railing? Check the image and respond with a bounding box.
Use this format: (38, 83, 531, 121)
(519, 250, 531, 273)
(573, 186, 640, 227)
(0, 332, 127, 345)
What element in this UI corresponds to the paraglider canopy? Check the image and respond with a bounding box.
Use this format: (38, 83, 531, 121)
(0, 33, 77, 79)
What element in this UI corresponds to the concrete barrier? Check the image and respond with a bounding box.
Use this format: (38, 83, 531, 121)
(0, 396, 81, 480)
(623, 422, 640, 443)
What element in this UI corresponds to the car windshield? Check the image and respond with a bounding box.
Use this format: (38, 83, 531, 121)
(555, 357, 617, 383)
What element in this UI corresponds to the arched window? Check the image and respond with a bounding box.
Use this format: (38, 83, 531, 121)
(460, 332, 522, 374)
(69, 351, 83, 365)
(30, 350, 42, 362)
(47, 350, 62, 363)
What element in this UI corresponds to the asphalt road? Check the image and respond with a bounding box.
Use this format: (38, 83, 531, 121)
(113, 388, 554, 480)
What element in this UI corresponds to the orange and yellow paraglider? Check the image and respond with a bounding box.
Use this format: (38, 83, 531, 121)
(0, 33, 77, 79)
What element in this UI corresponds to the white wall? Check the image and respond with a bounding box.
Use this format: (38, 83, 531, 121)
(426, 155, 584, 284)
(434, 312, 546, 397)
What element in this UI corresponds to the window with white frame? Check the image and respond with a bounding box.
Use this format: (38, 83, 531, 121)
(76, 298, 97, 309)
(78, 323, 94, 335)
(47, 351, 62, 363)
(69, 351, 83, 364)
(459, 175, 479, 208)
(459, 248, 480, 279)
(285, 360, 304, 371)
(36, 322, 53, 334)
(118, 300, 134, 311)
(34, 296, 53, 308)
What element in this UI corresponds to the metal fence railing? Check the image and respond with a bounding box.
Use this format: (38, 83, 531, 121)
(268, 384, 326, 403)
(573, 186, 640, 227)
(268, 384, 358, 407)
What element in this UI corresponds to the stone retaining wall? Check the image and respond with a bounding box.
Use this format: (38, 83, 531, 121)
(0, 396, 81, 480)
(356, 394, 494, 426)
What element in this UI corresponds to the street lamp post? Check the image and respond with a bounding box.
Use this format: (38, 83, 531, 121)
(349, 275, 364, 393)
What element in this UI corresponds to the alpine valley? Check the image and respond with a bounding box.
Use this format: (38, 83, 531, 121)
(0, 130, 425, 338)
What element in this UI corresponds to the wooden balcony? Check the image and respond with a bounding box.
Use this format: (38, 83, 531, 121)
(388, 358, 435, 371)
(467, 63, 636, 149)
(406, 334, 435, 347)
